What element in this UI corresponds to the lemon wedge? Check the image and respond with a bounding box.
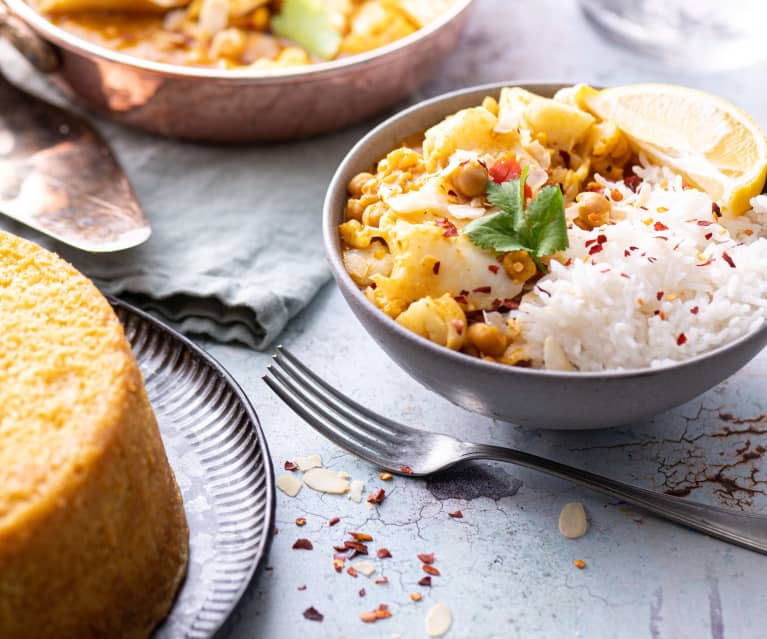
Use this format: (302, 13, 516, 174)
(573, 83, 767, 214)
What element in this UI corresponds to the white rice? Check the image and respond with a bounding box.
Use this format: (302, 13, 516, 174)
(513, 158, 767, 371)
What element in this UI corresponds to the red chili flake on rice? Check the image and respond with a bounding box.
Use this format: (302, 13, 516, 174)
(624, 249, 631, 257)
(432, 261, 441, 275)
(712, 202, 722, 217)
(588, 244, 603, 255)
(454, 295, 467, 305)
(705, 232, 713, 240)
(623, 175, 641, 192)
(418, 553, 435, 564)
(647, 256, 657, 263)
(697, 220, 713, 226)
(284, 461, 298, 471)
(654, 236, 668, 241)
(697, 259, 713, 267)
(292, 538, 313, 550)
(620, 273, 631, 279)
(596, 234, 608, 244)
(473, 286, 492, 294)
(722, 251, 736, 268)
(677, 333, 687, 346)
(691, 306, 699, 314)
(656, 291, 664, 301)
(488, 264, 499, 274)
(585, 238, 597, 247)
(303, 607, 324, 622)
(537, 286, 552, 297)
(653, 221, 668, 231)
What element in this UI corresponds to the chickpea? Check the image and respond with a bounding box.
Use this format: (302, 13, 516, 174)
(348, 172, 375, 198)
(574, 192, 611, 230)
(452, 160, 489, 198)
(466, 322, 507, 357)
(502, 250, 537, 284)
(346, 198, 365, 221)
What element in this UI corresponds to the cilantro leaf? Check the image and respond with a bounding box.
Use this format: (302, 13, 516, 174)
(463, 167, 569, 270)
(271, 0, 342, 60)
(525, 184, 568, 258)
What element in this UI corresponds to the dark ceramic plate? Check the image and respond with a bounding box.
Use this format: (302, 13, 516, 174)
(110, 299, 274, 639)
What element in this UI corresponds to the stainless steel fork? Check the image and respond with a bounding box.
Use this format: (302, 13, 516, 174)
(263, 346, 767, 555)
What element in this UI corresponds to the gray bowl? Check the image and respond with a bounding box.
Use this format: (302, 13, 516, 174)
(322, 82, 767, 429)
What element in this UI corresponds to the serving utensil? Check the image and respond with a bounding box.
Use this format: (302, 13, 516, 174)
(264, 346, 767, 556)
(0, 71, 150, 251)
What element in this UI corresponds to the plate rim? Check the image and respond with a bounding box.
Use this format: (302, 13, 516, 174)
(109, 296, 275, 639)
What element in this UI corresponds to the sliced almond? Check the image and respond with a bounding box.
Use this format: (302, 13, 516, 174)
(276, 474, 302, 497)
(425, 603, 452, 637)
(354, 561, 376, 577)
(303, 468, 350, 494)
(349, 479, 365, 503)
(294, 454, 322, 471)
(559, 502, 588, 539)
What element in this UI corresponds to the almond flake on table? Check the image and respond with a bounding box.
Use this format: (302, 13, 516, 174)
(349, 479, 365, 502)
(293, 454, 322, 471)
(303, 468, 350, 494)
(559, 502, 589, 539)
(425, 602, 452, 637)
(353, 560, 376, 577)
(276, 474, 302, 497)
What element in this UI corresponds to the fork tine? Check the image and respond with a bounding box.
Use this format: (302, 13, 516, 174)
(264, 364, 395, 465)
(263, 370, 390, 468)
(275, 346, 404, 440)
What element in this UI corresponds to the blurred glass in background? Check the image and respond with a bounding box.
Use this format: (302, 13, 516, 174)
(579, 0, 767, 71)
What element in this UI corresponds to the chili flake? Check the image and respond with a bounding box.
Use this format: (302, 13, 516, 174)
(292, 538, 313, 550)
(350, 532, 373, 542)
(422, 565, 441, 576)
(488, 264, 500, 274)
(435, 217, 458, 237)
(691, 306, 699, 315)
(624, 175, 641, 192)
(344, 541, 369, 554)
(588, 244, 603, 255)
(473, 286, 492, 294)
(677, 333, 687, 346)
(374, 576, 389, 585)
(653, 221, 668, 232)
(367, 488, 386, 505)
(284, 461, 298, 471)
(298, 585, 307, 591)
(624, 249, 631, 257)
(347, 566, 358, 578)
(697, 220, 713, 226)
(377, 548, 392, 559)
(722, 251, 736, 268)
(328, 517, 340, 527)
(712, 202, 722, 217)
(418, 576, 432, 587)
(596, 234, 608, 244)
(359, 588, 366, 597)
(448, 510, 463, 518)
(705, 232, 713, 240)
(453, 295, 468, 305)
(295, 517, 306, 526)
(303, 607, 324, 622)
(432, 261, 441, 275)
(656, 291, 664, 301)
(418, 553, 435, 564)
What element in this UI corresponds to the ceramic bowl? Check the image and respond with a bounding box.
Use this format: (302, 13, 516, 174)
(322, 81, 767, 429)
(0, 0, 473, 142)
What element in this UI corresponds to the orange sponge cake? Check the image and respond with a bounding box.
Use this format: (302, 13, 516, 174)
(0, 231, 189, 639)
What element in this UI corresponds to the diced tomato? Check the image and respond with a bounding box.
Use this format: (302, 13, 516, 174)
(524, 183, 532, 199)
(489, 158, 522, 183)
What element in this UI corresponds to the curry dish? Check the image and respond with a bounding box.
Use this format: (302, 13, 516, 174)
(32, 0, 454, 69)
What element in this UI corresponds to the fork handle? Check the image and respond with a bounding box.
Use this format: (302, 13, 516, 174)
(463, 444, 767, 554)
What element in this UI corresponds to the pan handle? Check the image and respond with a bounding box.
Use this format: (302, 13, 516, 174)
(0, 2, 59, 72)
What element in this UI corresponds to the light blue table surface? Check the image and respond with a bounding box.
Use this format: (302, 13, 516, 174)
(208, 2, 767, 638)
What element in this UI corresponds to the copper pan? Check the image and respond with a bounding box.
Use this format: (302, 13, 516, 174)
(0, 0, 474, 142)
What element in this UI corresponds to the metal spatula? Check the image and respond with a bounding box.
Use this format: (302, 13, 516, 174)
(0, 73, 151, 252)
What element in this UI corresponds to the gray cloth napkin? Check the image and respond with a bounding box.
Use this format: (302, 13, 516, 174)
(0, 45, 372, 348)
